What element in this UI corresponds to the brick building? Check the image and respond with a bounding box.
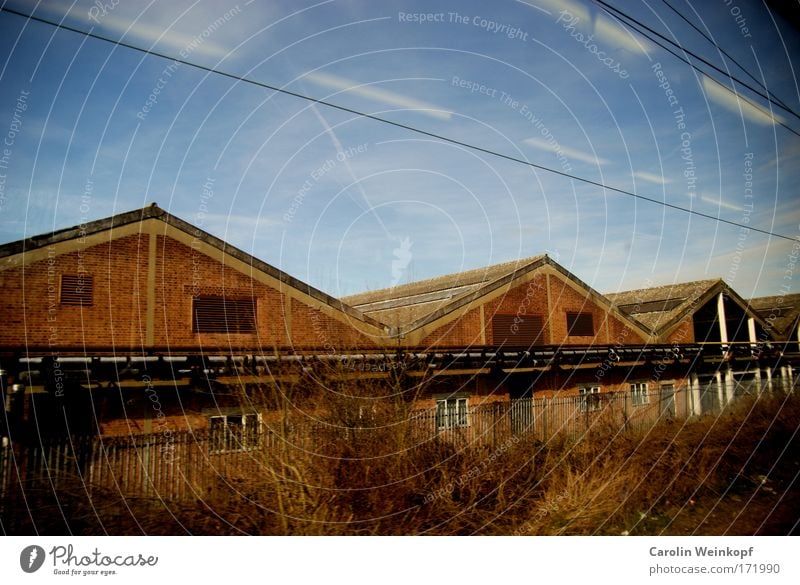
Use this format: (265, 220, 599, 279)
(0, 205, 795, 441)
(0, 205, 387, 437)
(0, 204, 388, 352)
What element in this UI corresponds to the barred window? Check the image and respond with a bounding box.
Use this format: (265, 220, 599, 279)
(492, 314, 545, 346)
(60, 274, 93, 306)
(193, 296, 256, 333)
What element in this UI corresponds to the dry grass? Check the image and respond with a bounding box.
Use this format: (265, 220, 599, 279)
(3, 388, 798, 535)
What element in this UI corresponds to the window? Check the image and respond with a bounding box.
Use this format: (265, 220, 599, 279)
(630, 382, 650, 406)
(492, 314, 545, 346)
(209, 412, 261, 452)
(579, 386, 601, 412)
(435, 397, 469, 430)
(193, 296, 256, 333)
(566, 312, 594, 336)
(60, 274, 93, 306)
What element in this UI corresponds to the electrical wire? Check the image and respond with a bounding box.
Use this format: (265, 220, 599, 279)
(592, 0, 800, 124)
(660, 0, 791, 112)
(0, 5, 796, 243)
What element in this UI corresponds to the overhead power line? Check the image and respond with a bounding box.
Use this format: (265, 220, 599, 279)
(0, 6, 796, 243)
(594, 5, 800, 144)
(591, 0, 800, 132)
(594, 4, 800, 140)
(659, 0, 791, 112)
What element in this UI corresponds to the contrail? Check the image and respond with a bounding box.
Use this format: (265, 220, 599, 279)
(308, 102, 392, 238)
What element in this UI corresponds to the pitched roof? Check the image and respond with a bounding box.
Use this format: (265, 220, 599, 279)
(607, 279, 780, 340)
(343, 256, 546, 328)
(748, 293, 800, 336)
(344, 255, 654, 340)
(0, 204, 386, 330)
(606, 279, 721, 333)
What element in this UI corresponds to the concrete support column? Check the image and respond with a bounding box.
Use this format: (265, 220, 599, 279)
(689, 373, 701, 416)
(748, 317, 757, 350)
(765, 366, 772, 393)
(714, 371, 725, 410)
(778, 366, 789, 393)
(753, 367, 762, 395)
(717, 293, 729, 353)
(725, 369, 735, 404)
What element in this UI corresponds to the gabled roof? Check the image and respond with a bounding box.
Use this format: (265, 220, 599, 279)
(0, 204, 386, 331)
(343, 256, 546, 327)
(607, 278, 774, 339)
(345, 254, 653, 339)
(748, 293, 800, 336)
(606, 279, 721, 333)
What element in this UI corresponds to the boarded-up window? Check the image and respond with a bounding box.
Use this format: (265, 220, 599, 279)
(492, 314, 545, 346)
(193, 296, 256, 333)
(566, 312, 594, 336)
(60, 274, 93, 306)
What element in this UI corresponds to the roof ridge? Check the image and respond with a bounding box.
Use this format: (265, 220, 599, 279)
(0, 203, 386, 330)
(606, 278, 721, 298)
(343, 254, 546, 302)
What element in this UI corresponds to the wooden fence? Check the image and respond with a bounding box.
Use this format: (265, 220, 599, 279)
(0, 373, 794, 506)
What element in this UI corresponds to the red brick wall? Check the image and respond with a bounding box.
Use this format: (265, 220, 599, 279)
(418, 306, 483, 347)
(663, 318, 694, 344)
(413, 272, 645, 348)
(0, 234, 149, 348)
(0, 232, 383, 351)
(532, 366, 689, 397)
(411, 374, 510, 410)
(607, 314, 647, 345)
(100, 413, 206, 436)
(154, 235, 288, 348)
(549, 276, 647, 345)
(289, 298, 379, 349)
(548, 276, 610, 344)
(484, 273, 549, 343)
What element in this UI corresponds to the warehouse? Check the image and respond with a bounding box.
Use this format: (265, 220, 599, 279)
(0, 205, 795, 442)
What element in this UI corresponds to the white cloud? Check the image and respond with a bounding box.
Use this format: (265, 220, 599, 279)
(702, 77, 784, 126)
(41, 0, 243, 60)
(524, 137, 609, 165)
(700, 193, 743, 212)
(96, 12, 237, 60)
(534, 0, 591, 22)
(533, 1, 649, 54)
(593, 13, 651, 55)
(304, 71, 452, 120)
(633, 170, 670, 185)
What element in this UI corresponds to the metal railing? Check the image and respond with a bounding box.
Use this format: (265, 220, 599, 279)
(0, 369, 795, 508)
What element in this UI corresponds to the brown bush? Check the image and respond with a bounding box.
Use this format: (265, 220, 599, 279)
(3, 389, 798, 535)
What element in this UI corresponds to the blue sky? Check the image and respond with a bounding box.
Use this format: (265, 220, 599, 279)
(0, 0, 798, 299)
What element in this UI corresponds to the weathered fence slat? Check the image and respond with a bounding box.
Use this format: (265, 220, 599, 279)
(0, 372, 795, 502)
